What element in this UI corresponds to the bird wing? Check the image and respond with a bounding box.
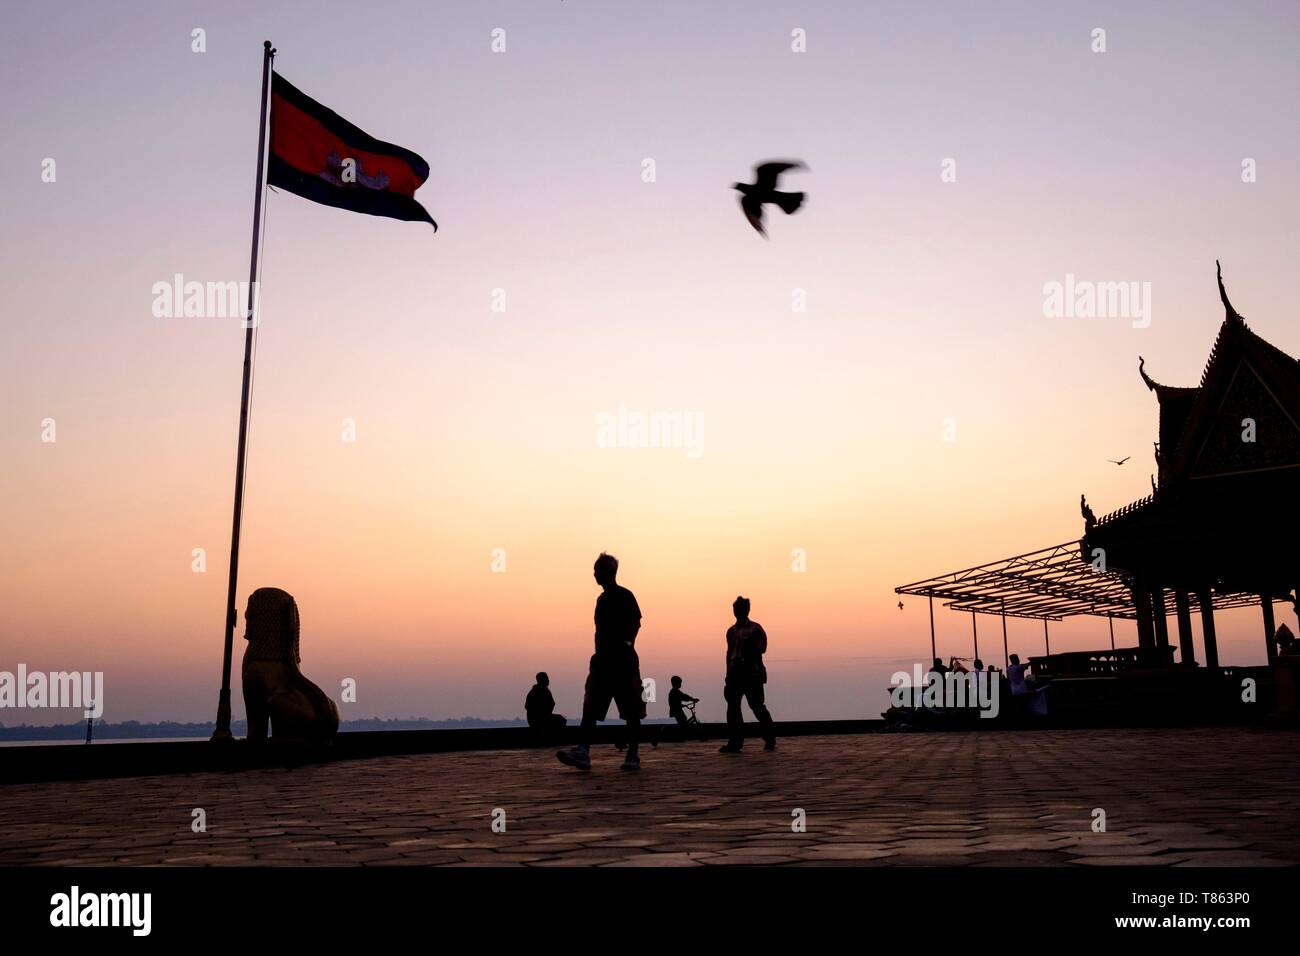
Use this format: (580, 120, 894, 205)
(740, 195, 767, 236)
(753, 161, 806, 191)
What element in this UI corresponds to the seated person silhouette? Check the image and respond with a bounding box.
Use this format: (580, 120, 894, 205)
(525, 672, 567, 732)
(1276, 623, 1299, 657)
(668, 676, 699, 725)
(1007, 653, 1048, 716)
(241, 587, 339, 744)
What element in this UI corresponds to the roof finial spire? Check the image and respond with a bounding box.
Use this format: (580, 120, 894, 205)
(1138, 355, 1156, 391)
(1217, 259, 1243, 324)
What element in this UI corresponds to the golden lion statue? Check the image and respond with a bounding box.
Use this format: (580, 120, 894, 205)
(241, 587, 339, 743)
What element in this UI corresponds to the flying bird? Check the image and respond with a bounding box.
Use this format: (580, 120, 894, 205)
(1109, 457, 1130, 466)
(732, 160, 806, 237)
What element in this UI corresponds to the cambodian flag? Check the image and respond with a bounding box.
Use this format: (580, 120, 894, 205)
(268, 72, 437, 229)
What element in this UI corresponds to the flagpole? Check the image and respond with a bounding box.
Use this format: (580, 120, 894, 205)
(213, 40, 275, 742)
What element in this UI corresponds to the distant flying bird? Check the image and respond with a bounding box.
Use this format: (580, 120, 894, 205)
(1109, 457, 1130, 466)
(732, 160, 806, 237)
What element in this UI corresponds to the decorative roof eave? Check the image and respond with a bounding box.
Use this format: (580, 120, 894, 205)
(1138, 356, 1197, 398)
(1212, 261, 1299, 377)
(1135, 262, 1246, 399)
(1093, 493, 1158, 529)
(1191, 261, 1249, 392)
(1217, 258, 1245, 326)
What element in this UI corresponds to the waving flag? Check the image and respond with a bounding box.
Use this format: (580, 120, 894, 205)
(268, 71, 437, 229)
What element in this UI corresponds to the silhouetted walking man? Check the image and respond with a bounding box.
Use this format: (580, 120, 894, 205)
(525, 672, 566, 733)
(719, 596, 776, 753)
(557, 552, 645, 771)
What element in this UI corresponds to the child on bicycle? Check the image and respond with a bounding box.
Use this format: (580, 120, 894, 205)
(668, 675, 699, 725)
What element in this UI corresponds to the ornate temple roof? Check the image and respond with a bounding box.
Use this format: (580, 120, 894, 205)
(1112, 262, 1300, 501)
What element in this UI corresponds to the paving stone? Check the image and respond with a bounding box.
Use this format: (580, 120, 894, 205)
(2, 728, 1298, 867)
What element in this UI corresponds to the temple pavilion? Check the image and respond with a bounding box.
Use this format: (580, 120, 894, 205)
(896, 265, 1298, 707)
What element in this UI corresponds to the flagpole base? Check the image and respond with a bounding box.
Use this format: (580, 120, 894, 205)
(211, 688, 236, 742)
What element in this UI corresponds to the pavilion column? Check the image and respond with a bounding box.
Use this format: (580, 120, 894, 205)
(1174, 590, 1196, 666)
(1134, 587, 1155, 648)
(1261, 594, 1277, 664)
(1151, 586, 1170, 649)
(927, 593, 936, 664)
(1197, 588, 1219, 669)
(1001, 604, 1010, 670)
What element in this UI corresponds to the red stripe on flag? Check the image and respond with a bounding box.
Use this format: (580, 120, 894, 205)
(270, 93, 425, 198)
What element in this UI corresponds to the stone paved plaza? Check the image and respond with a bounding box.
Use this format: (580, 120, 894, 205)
(1, 728, 1297, 866)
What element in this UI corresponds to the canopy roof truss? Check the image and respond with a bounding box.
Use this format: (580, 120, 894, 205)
(895, 541, 1263, 621)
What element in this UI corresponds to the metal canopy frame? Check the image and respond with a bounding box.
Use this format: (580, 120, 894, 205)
(894, 540, 1263, 622)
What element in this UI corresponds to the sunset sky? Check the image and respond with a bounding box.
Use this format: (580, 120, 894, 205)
(2, 0, 1298, 725)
